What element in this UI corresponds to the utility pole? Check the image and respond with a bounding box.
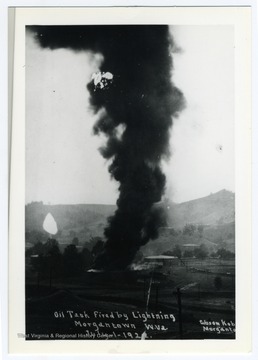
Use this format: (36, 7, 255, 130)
(176, 287, 183, 339)
(48, 255, 52, 289)
(143, 277, 146, 302)
(49, 264, 52, 288)
(155, 284, 159, 323)
(37, 268, 40, 290)
(155, 284, 159, 310)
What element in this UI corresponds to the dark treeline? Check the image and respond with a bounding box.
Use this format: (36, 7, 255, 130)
(26, 238, 104, 281)
(162, 243, 234, 260)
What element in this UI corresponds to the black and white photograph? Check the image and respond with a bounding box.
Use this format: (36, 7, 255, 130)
(24, 23, 236, 341)
(6, 6, 253, 355)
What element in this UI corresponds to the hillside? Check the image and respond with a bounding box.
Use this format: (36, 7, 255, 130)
(25, 202, 116, 244)
(143, 189, 235, 255)
(167, 189, 235, 228)
(25, 190, 235, 252)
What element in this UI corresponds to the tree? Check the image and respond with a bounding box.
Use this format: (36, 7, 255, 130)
(183, 250, 194, 258)
(197, 224, 204, 238)
(173, 244, 182, 259)
(209, 251, 217, 258)
(194, 243, 208, 259)
(81, 247, 94, 268)
(29, 239, 62, 283)
(30, 254, 45, 283)
(63, 244, 84, 277)
(44, 238, 63, 280)
(216, 248, 235, 259)
(169, 228, 178, 236)
(91, 239, 105, 258)
(183, 224, 196, 236)
(31, 241, 45, 255)
(87, 236, 103, 251)
(44, 238, 61, 257)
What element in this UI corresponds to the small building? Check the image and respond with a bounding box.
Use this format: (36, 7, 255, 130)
(144, 255, 180, 274)
(182, 244, 200, 251)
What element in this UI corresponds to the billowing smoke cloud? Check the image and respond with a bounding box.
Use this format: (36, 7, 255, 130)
(29, 25, 185, 270)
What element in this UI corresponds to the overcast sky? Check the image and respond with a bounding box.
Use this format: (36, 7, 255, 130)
(26, 25, 234, 205)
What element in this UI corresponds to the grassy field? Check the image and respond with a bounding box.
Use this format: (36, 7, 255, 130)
(25, 258, 235, 340)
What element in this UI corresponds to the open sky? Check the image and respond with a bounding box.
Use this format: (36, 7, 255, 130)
(26, 25, 234, 205)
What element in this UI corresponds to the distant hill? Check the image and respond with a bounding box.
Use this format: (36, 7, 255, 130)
(142, 190, 235, 255)
(25, 190, 235, 251)
(167, 189, 235, 228)
(25, 202, 116, 244)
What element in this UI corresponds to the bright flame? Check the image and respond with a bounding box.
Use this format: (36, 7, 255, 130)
(43, 213, 58, 235)
(91, 71, 114, 90)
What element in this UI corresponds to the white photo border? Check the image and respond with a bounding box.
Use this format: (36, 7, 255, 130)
(1, 2, 256, 359)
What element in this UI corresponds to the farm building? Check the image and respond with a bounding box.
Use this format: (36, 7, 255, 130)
(182, 244, 200, 251)
(144, 255, 180, 274)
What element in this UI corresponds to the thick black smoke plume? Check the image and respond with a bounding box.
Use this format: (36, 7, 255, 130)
(29, 25, 185, 270)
